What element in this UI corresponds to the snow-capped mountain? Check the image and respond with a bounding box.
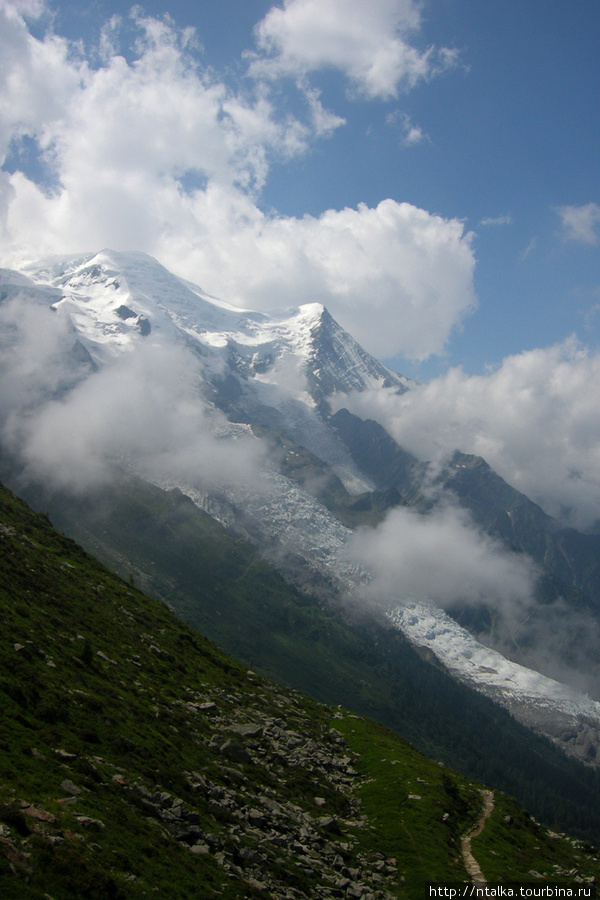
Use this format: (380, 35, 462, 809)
(2, 249, 600, 766)
(21, 249, 407, 394)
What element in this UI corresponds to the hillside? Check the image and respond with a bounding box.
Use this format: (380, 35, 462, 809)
(22, 472, 600, 843)
(1, 483, 600, 897)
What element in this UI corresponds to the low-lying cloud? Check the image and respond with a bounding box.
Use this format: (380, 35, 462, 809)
(336, 337, 600, 530)
(0, 291, 265, 495)
(344, 498, 600, 696)
(345, 501, 539, 611)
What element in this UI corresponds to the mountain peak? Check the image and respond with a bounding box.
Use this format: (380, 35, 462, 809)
(19, 251, 408, 402)
(303, 302, 408, 399)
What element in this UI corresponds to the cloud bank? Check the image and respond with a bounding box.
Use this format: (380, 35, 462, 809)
(344, 495, 600, 694)
(345, 501, 538, 610)
(0, 289, 265, 494)
(0, 0, 475, 361)
(337, 337, 600, 530)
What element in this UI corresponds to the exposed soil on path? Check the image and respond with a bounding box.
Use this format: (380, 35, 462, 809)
(462, 789, 494, 883)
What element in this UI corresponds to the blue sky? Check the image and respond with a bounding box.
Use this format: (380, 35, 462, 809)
(1, 0, 599, 379)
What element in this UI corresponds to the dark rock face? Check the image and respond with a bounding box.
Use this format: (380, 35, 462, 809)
(306, 307, 406, 400)
(330, 408, 424, 501)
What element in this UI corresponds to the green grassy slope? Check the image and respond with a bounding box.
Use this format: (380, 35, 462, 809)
(29, 475, 600, 844)
(1, 483, 599, 897)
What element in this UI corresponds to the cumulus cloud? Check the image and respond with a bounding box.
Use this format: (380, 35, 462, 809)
(557, 202, 600, 245)
(160, 193, 476, 360)
(0, 3, 476, 362)
(386, 110, 429, 147)
(250, 0, 456, 100)
(336, 337, 600, 529)
(0, 1, 82, 159)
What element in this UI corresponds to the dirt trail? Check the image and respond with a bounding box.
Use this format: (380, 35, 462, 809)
(461, 789, 494, 883)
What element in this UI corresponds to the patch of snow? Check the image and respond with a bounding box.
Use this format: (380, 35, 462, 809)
(387, 601, 600, 763)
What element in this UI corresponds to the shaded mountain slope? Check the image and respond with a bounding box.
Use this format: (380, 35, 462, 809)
(446, 451, 600, 609)
(1, 482, 600, 898)
(13, 474, 600, 843)
(330, 409, 600, 680)
(3, 249, 600, 834)
(330, 408, 600, 610)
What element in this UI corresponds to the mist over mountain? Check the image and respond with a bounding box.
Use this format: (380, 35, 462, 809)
(1, 249, 600, 770)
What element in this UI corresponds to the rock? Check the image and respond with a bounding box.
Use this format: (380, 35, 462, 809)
(74, 816, 105, 830)
(262, 798, 283, 816)
(238, 846, 259, 864)
(318, 816, 341, 834)
(230, 723, 263, 739)
(22, 806, 57, 824)
(173, 825, 203, 845)
(245, 877, 268, 891)
(219, 739, 251, 764)
(218, 766, 245, 784)
(60, 779, 82, 795)
(245, 808, 266, 827)
(204, 833, 221, 850)
(190, 843, 210, 855)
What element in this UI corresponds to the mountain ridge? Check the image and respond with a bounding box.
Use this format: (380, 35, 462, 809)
(2, 249, 600, 795)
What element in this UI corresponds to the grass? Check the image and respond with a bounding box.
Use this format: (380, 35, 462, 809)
(1, 480, 599, 897)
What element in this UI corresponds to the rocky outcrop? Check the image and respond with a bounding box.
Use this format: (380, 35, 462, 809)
(119, 683, 400, 899)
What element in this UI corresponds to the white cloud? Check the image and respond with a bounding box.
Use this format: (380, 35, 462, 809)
(0, 294, 265, 493)
(2, 0, 45, 19)
(0, 5, 476, 362)
(387, 110, 429, 146)
(345, 501, 538, 610)
(557, 202, 600, 245)
(0, 0, 83, 159)
(159, 194, 476, 360)
(337, 337, 600, 529)
(479, 214, 513, 227)
(519, 235, 537, 261)
(250, 0, 455, 100)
